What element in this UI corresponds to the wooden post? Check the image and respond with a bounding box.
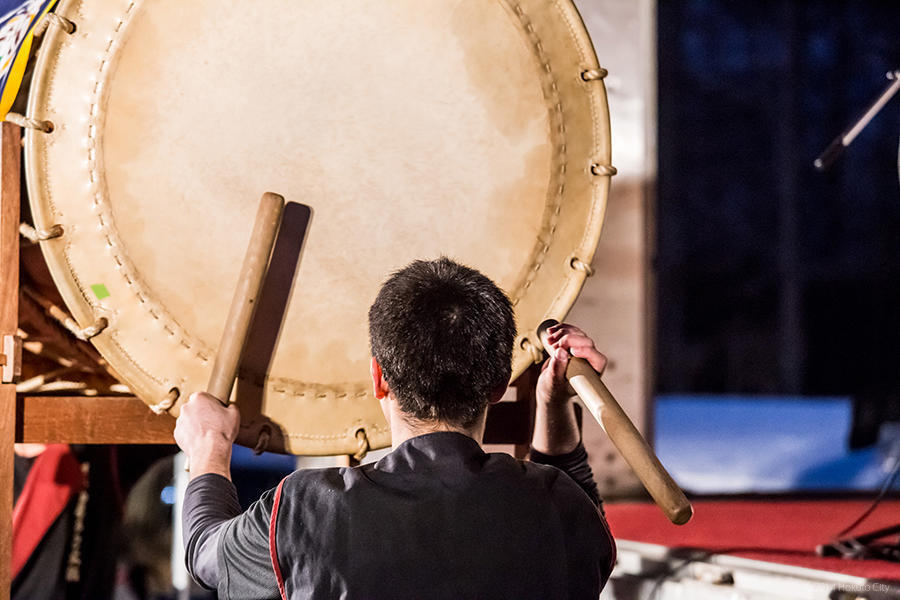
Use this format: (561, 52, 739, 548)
(0, 122, 21, 600)
(511, 364, 538, 459)
(15, 396, 174, 444)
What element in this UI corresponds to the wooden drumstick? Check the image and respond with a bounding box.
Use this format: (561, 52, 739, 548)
(207, 192, 285, 404)
(183, 192, 284, 472)
(537, 319, 693, 525)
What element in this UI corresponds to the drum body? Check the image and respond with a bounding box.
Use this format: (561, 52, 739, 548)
(24, 0, 613, 455)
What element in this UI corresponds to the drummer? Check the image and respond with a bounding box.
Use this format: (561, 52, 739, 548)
(175, 257, 615, 598)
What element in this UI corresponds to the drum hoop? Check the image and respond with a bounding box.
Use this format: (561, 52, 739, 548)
(24, 0, 613, 454)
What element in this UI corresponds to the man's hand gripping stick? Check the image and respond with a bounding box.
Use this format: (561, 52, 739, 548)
(537, 319, 693, 525)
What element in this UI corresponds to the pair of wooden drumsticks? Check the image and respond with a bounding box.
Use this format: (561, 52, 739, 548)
(204, 193, 693, 526)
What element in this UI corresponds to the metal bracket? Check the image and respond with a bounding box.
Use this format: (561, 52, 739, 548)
(1, 333, 22, 383)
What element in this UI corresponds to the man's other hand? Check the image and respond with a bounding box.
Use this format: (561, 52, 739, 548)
(174, 392, 240, 480)
(536, 323, 608, 406)
(532, 323, 607, 455)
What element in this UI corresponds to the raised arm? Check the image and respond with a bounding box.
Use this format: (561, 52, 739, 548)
(530, 323, 608, 506)
(174, 391, 241, 587)
(174, 393, 278, 597)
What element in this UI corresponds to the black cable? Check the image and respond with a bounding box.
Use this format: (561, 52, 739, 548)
(831, 451, 900, 541)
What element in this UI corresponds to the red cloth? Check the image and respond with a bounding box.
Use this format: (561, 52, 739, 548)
(12, 445, 84, 580)
(605, 499, 900, 581)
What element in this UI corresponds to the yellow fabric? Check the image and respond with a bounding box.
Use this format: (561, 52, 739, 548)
(0, 0, 58, 119)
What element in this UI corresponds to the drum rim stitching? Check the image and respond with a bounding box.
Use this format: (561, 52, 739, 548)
(506, 1, 566, 308)
(83, 1, 215, 372)
(533, 0, 611, 343)
(560, 0, 612, 302)
(280, 426, 390, 441)
(236, 423, 390, 442)
(58, 239, 167, 388)
(553, 0, 612, 265)
(235, 382, 391, 443)
(552, 0, 607, 155)
(78, 0, 171, 391)
(508, 0, 610, 368)
(254, 380, 370, 399)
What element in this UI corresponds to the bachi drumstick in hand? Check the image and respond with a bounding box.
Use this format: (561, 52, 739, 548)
(206, 192, 285, 404)
(537, 319, 693, 525)
(184, 192, 284, 471)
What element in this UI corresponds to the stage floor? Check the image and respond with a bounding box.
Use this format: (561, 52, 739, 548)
(603, 498, 900, 599)
(606, 498, 900, 580)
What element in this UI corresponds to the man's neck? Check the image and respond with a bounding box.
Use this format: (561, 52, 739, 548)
(386, 401, 486, 449)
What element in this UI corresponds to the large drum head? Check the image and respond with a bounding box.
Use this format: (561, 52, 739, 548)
(25, 0, 612, 454)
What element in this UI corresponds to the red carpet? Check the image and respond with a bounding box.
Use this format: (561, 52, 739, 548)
(605, 499, 900, 581)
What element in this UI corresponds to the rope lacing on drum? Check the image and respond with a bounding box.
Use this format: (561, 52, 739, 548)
(581, 68, 608, 82)
(253, 426, 272, 455)
(5, 112, 53, 132)
(590, 163, 617, 177)
(19, 222, 63, 243)
(58, 313, 107, 342)
(72, 317, 108, 341)
(149, 388, 179, 415)
(353, 428, 370, 462)
(520, 337, 544, 365)
(569, 256, 594, 277)
(22, 285, 109, 342)
(33, 12, 75, 36)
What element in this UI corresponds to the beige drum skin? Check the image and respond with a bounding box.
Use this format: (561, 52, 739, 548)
(24, 0, 614, 455)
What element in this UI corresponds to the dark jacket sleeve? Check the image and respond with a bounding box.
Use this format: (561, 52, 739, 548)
(182, 474, 280, 599)
(529, 442, 602, 508)
(549, 467, 617, 592)
(183, 474, 242, 589)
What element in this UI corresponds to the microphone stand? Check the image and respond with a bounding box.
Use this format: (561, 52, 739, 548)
(814, 70, 900, 171)
(812, 70, 900, 563)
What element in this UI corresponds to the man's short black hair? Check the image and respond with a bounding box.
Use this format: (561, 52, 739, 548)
(368, 257, 516, 428)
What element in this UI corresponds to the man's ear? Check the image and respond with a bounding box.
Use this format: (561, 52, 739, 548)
(370, 357, 390, 400)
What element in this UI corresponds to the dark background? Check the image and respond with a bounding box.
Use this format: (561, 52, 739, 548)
(656, 0, 900, 427)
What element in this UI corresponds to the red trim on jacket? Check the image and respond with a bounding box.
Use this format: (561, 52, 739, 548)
(269, 478, 288, 600)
